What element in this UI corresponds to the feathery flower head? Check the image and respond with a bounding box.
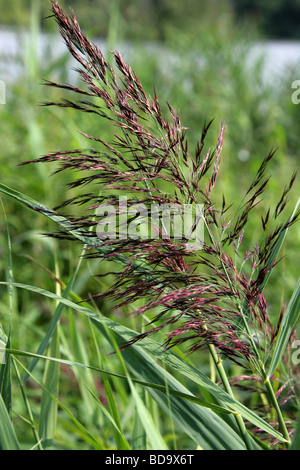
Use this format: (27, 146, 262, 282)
(23, 1, 299, 375)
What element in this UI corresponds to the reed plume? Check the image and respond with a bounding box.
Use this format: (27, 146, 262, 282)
(21, 1, 299, 445)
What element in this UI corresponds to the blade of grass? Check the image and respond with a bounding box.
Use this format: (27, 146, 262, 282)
(0, 281, 285, 445)
(39, 324, 60, 448)
(21, 271, 76, 383)
(0, 393, 20, 450)
(62, 311, 103, 425)
(4, 348, 245, 449)
(107, 331, 246, 449)
(5, 347, 236, 416)
(290, 409, 300, 450)
(0, 184, 157, 279)
(127, 375, 168, 450)
(39, 248, 61, 448)
(101, 370, 131, 450)
(103, 324, 168, 451)
(89, 318, 132, 449)
(0, 184, 288, 442)
(267, 278, 300, 379)
(260, 198, 300, 291)
(82, 383, 131, 450)
(0, 198, 13, 416)
(13, 356, 104, 450)
(131, 388, 147, 450)
(12, 357, 42, 449)
(21, 228, 91, 383)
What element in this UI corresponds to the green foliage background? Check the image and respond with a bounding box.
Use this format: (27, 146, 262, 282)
(1, 0, 300, 39)
(0, 0, 299, 450)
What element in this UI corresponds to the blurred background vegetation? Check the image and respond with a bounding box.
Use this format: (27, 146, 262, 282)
(0, 0, 299, 449)
(1, 0, 300, 39)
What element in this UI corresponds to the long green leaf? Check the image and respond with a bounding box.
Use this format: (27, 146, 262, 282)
(38, 250, 62, 449)
(0, 184, 289, 440)
(5, 347, 234, 416)
(83, 384, 131, 449)
(99, 376, 131, 450)
(127, 376, 168, 450)
(102, 324, 169, 450)
(12, 358, 43, 449)
(0, 184, 153, 278)
(290, 409, 300, 450)
(0, 281, 285, 445)
(0, 183, 286, 446)
(0, 394, 20, 450)
(235, 198, 300, 338)
(6, 344, 244, 449)
(0, 284, 246, 449)
(0, 198, 13, 416)
(131, 399, 147, 450)
(268, 278, 300, 379)
(108, 331, 245, 450)
(13, 356, 103, 450)
(7, 345, 244, 450)
(21, 273, 76, 383)
(261, 198, 300, 290)
(39, 325, 60, 448)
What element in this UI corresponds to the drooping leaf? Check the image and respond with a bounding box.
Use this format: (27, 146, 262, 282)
(268, 278, 300, 379)
(0, 281, 285, 446)
(0, 394, 20, 450)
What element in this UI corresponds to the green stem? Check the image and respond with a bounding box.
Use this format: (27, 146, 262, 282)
(207, 339, 253, 450)
(220, 261, 290, 446)
(261, 368, 291, 446)
(200, 214, 290, 447)
(12, 358, 43, 450)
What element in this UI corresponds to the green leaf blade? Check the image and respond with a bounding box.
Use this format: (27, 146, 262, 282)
(268, 278, 300, 379)
(0, 394, 20, 450)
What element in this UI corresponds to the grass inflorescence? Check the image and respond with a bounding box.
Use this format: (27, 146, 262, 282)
(0, 0, 299, 451)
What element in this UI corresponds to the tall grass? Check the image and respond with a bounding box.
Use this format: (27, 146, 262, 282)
(0, 0, 299, 451)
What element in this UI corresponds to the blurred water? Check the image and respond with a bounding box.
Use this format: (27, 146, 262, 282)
(249, 40, 300, 84)
(0, 28, 111, 85)
(1, 28, 300, 86)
